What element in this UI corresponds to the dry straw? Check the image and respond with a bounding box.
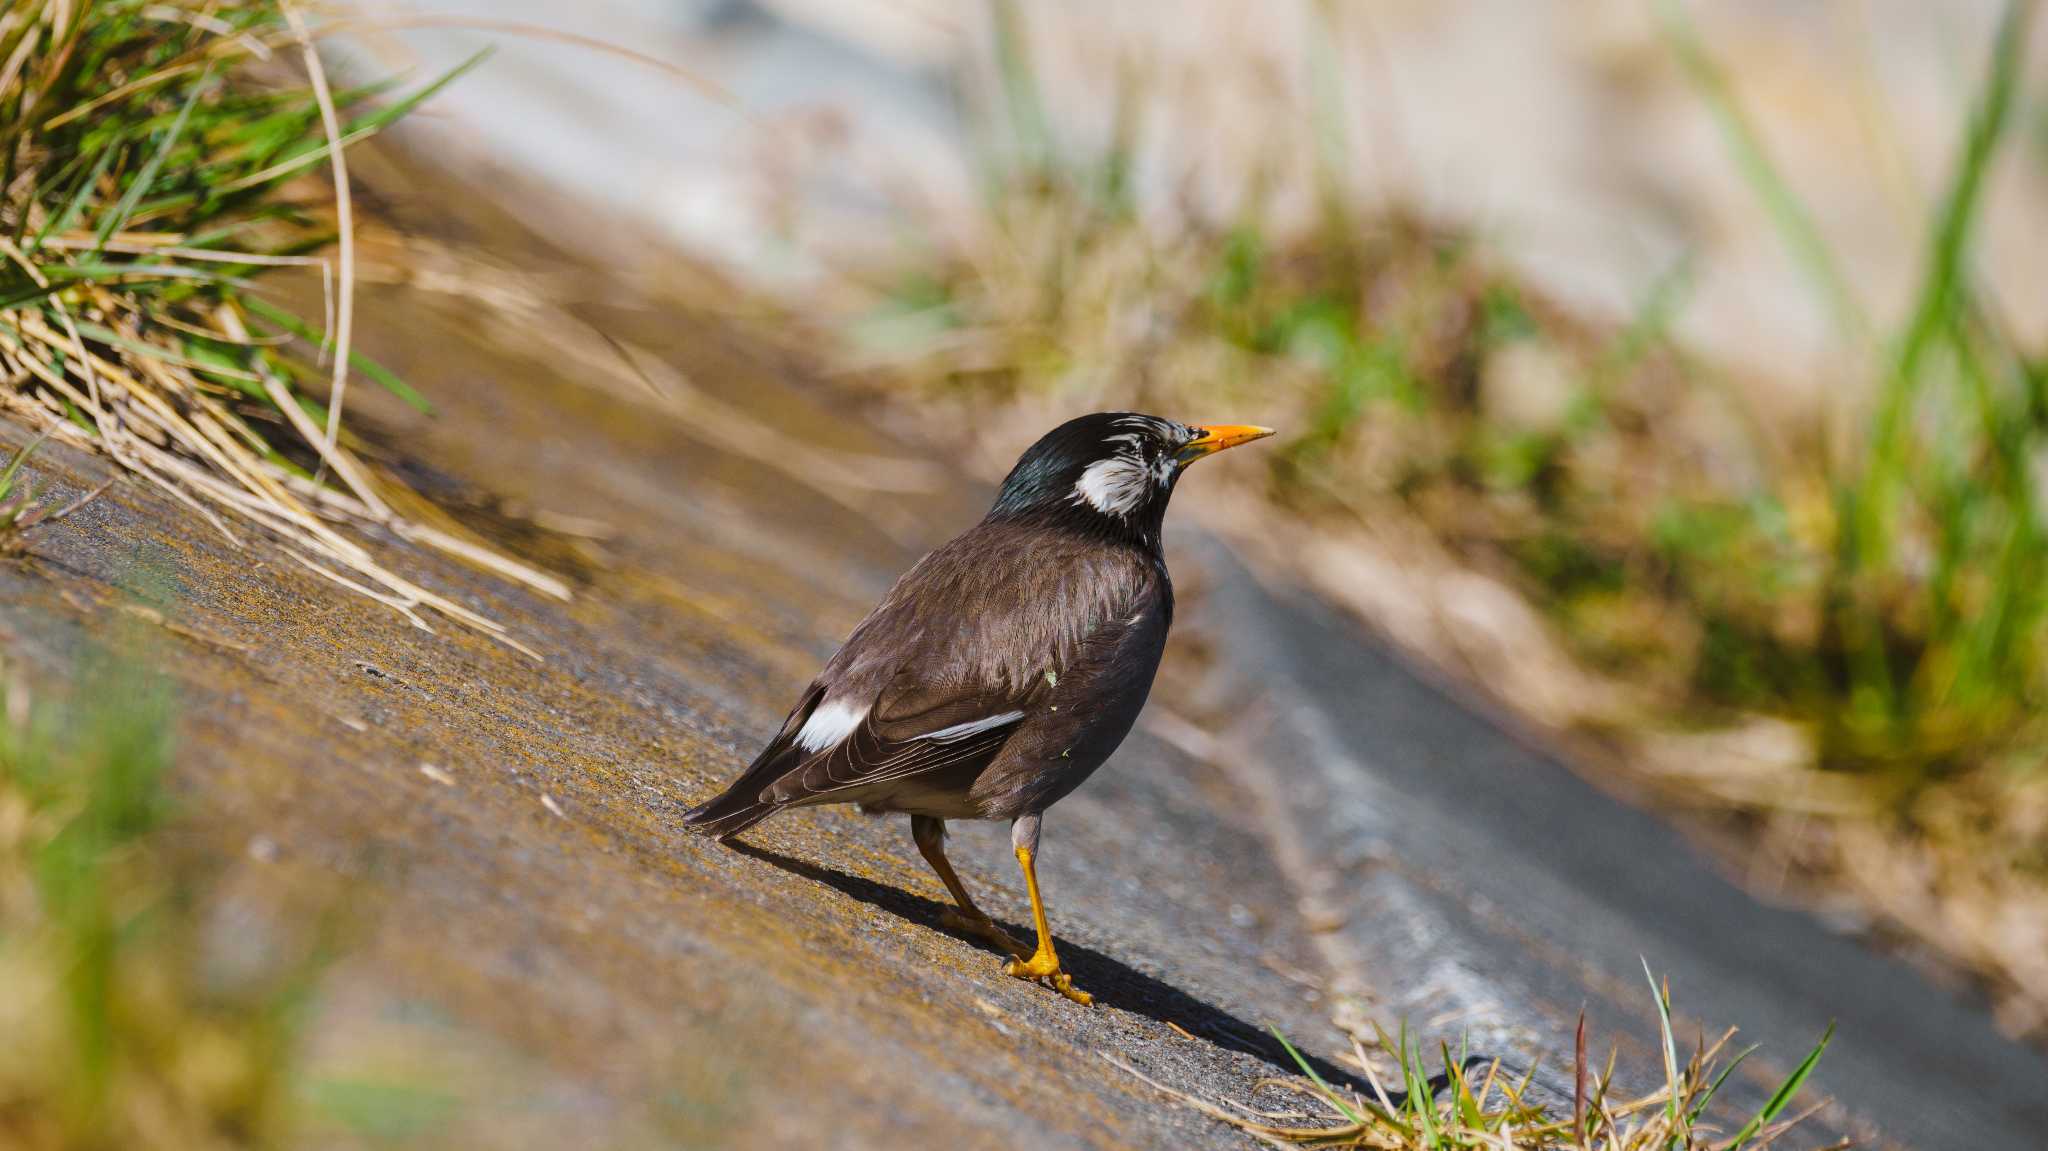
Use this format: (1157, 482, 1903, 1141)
(0, 1, 567, 657)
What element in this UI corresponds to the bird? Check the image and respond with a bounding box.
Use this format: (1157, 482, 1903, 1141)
(682, 412, 1274, 1004)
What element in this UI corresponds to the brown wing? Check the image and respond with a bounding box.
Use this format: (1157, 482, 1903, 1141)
(762, 664, 1054, 804)
(690, 516, 1159, 825)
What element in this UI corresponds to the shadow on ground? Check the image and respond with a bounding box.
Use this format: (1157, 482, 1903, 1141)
(731, 839, 1405, 1093)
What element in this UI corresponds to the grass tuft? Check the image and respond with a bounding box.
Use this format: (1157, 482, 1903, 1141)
(1111, 973, 1839, 1150)
(0, 1, 556, 651)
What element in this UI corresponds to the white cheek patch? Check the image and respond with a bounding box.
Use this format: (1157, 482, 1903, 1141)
(1074, 455, 1151, 516)
(795, 699, 867, 752)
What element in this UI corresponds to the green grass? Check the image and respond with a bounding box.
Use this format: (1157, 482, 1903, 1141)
(0, 1, 449, 429)
(0, 431, 50, 540)
(0, 1, 544, 647)
(1, 432, 112, 549)
(0, 651, 334, 1149)
(1114, 970, 1837, 1150)
(1122, 966, 1843, 1146)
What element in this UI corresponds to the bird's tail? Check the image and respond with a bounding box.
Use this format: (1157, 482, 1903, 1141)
(680, 783, 782, 842)
(683, 683, 822, 842)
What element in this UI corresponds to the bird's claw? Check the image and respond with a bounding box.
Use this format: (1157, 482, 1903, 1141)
(941, 908, 1030, 958)
(1005, 953, 1093, 1006)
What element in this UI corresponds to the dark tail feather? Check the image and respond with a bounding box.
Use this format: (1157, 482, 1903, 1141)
(682, 783, 783, 842)
(683, 685, 822, 842)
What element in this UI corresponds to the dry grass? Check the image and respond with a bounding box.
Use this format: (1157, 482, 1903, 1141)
(1112, 970, 1837, 1151)
(0, 0, 563, 655)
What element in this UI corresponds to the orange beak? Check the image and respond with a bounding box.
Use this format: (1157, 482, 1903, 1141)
(1178, 423, 1276, 462)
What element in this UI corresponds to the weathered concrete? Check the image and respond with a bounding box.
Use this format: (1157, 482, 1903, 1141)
(0, 206, 1364, 1146)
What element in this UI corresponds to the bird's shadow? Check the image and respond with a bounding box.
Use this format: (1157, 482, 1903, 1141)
(728, 840, 1477, 1102)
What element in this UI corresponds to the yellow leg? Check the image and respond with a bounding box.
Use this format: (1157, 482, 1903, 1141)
(1004, 844, 1093, 1006)
(912, 816, 1028, 957)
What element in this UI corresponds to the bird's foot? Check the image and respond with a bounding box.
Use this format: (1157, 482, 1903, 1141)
(1005, 950, 1093, 1006)
(940, 908, 1030, 958)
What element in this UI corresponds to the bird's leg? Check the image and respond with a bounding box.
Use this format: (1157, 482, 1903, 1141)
(912, 815, 1027, 958)
(1002, 814, 1092, 1006)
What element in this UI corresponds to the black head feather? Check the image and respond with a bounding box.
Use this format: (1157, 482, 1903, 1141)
(988, 412, 1201, 547)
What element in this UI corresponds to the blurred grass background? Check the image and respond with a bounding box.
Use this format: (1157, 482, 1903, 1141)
(839, 0, 2048, 1035)
(0, 650, 332, 1150)
(0, 645, 651, 1151)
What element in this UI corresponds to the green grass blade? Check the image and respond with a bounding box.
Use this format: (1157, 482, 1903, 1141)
(1941, 304, 2037, 704)
(0, 271, 183, 311)
(1842, 0, 2034, 717)
(0, 261, 249, 311)
(1400, 1022, 1438, 1146)
(1653, 0, 1867, 345)
(1641, 958, 1684, 1135)
(1268, 1025, 1366, 1125)
(1446, 1041, 1486, 1131)
(1689, 1043, 1757, 1125)
(0, 431, 50, 502)
(33, 145, 119, 250)
(346, 47, 495, 136)
(242, 295, 431, 413)
(95, 65, 216, 251)
(1727, 1022, 1835, 1149)
(1887, 0, 2033, 389)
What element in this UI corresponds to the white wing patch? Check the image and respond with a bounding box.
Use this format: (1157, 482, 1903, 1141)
(794, 699, 867, 752)
(1074, 455, 1151, 516)
(921, 710, 1026, 742)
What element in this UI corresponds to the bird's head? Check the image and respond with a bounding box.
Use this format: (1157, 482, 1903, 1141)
(989, 412, 1274, 545)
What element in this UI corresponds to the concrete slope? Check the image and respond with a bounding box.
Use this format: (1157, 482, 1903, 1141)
(1193, 541, 2048, 1150)
(0, 218, 1391, 1147)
